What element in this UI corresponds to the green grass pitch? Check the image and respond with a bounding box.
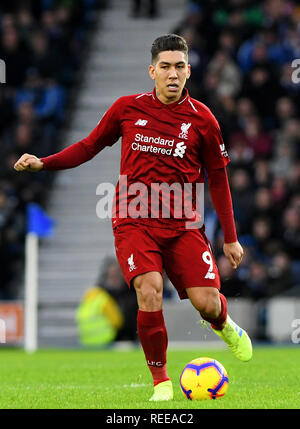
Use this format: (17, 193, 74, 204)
(0, 346, 299, 409)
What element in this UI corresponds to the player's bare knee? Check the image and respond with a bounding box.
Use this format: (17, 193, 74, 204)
(187, 288, 221, 318)
(133, 273, 163, 311)
(205, 293, 221, 317)
(200, 301, 220, 319)
(136, 284, 162, 310)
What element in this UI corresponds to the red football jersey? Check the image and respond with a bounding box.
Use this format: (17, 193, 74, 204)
(41, 88, 232, 234)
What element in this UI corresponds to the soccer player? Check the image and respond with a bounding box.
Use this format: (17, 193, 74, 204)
(14, 34, 252, 402)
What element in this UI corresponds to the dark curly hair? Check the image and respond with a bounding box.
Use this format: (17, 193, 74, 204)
(151, 34, 188, 64)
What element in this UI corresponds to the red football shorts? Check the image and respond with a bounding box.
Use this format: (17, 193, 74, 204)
(113, 223, 220, 300)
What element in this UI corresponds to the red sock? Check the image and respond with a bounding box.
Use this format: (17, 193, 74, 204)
(200, 293, 228, 331)
(137, 309, 170, 386)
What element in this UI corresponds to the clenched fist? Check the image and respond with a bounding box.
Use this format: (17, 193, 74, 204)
(14, 153, 44, 172)
(223, 241, 244, 270)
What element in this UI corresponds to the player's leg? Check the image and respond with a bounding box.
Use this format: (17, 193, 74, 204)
(134, 271, 163, 311)
(133, 271, 173, 401)
(186, 286, 252, 361)
(113, 224, 173, 401)
(164, 228, 252, 362)
(185, 286, 226, 330)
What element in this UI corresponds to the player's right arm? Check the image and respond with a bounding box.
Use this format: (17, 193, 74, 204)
(14, 97, 124, 173)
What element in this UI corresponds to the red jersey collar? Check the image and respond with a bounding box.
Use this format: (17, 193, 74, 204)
(152, 87, 189, 108)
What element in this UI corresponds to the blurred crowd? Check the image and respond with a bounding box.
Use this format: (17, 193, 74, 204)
(130, 0, 159, 18)
(174, 0, 300, 302)
(0, 0, 105, 298)
(94, 257, 138, 342)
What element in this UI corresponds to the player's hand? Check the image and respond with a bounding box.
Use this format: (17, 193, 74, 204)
(14, 153, 44, 172)
(223, 241, 244, 270)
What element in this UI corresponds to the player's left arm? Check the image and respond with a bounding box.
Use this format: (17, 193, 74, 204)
(207, 166, 243, 269)
(199, 113, 243, 269)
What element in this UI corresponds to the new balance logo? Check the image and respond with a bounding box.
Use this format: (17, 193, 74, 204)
(128, 253, 136, 272)
(135, 119, 148, 126)
(220, 144, 228, 157)
(173, 141, 186, 158)
(179, 122, 191, 140)
(205, 271, 216, 280)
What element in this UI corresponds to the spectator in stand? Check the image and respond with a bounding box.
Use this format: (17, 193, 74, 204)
(16, 7, 35, 46)
(33, 78, 66, 125)
(30, 30, 64, 82)
(268, 251, 294, 297)
(0, 20, 30, 88)
(247, 261, 269, 300)
(230, 168, 254, 234)
(218, 30, 239, 58)
(241, 65, 284, 122)
(217, 255, 248, 298)
(253, 187, 273, 220)
(13, 123, 36, 157)
(282, 206, 300, 260)
(253, 159, 272, 188)
(251, 216, 274, 258)
(275, 97, 297, 128)
(16, 101, 35, 127)
(235, 97, 257, 128)
(96, 257, 138, 342)
(206, 50, 242, 98)
(270, 175, 288, 211)
(228, 136, 254, 167)
(231, 115, 273, 159)
(271, 141, 294, 179)
(131, 0, 159, 18)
